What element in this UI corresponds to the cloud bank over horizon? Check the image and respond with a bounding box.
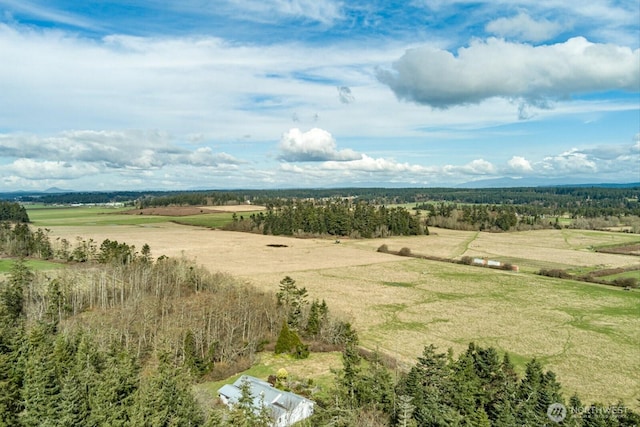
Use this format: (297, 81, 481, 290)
(0, 0, 637, 191)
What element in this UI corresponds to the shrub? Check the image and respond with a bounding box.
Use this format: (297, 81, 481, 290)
(293, 343, 310, 359)
(460, 256, 473, 265)
(398, 247, 412, 257)
(377, 244, 389, 253)
(275, 321, 309, 359)
(613, 277, 638, 288)
(539, 269, 571, 279)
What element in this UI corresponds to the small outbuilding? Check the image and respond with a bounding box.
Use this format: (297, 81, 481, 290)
(218, 375, 314, 427)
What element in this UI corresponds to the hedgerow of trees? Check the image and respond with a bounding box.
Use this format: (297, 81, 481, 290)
(420, 201, 640, 232)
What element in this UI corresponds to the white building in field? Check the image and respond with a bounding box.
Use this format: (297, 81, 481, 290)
(218, 375, 314, 427)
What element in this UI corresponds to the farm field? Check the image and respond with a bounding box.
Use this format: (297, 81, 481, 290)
(31, 206, 640, 407)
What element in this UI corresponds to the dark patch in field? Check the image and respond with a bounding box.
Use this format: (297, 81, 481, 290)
(596, 243, 640, 256)
(266, 244, 288, 248)
(122, 207, 209, 216)
(382, 281, 414, 288)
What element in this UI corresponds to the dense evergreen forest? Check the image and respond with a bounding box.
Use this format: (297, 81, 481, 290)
(225, 200, 426, 237)
(315, 336, 640, 426)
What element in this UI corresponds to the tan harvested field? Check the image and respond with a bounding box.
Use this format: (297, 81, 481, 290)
(46, 222, 399, 275)
(348, 228, 640, 272)
(45, 220, 640, 407)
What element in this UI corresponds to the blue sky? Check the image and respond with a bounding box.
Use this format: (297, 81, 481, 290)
(0, 0, 638, 191)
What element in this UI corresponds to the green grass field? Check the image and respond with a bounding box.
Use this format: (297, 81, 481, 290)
(601, 269, 640, 281)
(26, 206, 156, 226)
(250, 257, 640, 407)
(26, 205, 262, 229)
(0, 258, 64, 273)
(173, 212, 261, 229)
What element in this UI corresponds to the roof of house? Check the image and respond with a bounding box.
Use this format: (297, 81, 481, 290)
(218, 375, 313, 420)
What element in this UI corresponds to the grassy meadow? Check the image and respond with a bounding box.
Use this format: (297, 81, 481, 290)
(24, 205, 640, 407)
(26, 204, 264, 229)
(248, 259, 639, 406)
(0, 258, 64, 274)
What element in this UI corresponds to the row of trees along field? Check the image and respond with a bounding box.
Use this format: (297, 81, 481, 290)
(121, 186, 640, 233)
(420, 201, 640, 232)
(226, 200, 427, 237)
(6, 186, 638, 233)
(109, 185, 640, 209)
(9, 185, 637, 213)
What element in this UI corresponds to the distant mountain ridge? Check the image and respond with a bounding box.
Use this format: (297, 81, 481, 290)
(456, 177, 640, 189)
(44, 187, 74, 193)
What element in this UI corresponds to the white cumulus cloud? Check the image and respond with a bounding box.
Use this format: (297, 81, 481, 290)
(278, 128, 362, 162)
(443, 159, 496, 176)
(508, 156, 534, 172)
(322, 154, 425, 173)
(540, 149, 598, 173)
(377, 37, 640, 110)
(0, 130, 241, 171)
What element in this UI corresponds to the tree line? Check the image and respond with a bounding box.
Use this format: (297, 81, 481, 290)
(7, 186, 638, 212)
(421, 201, 640, 232)
(227, 200, 427, 237)
(309, 334, 640, 426)
(0, 201, 29, 223)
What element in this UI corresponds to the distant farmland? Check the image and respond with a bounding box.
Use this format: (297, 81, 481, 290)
(33, 206, 640, 407)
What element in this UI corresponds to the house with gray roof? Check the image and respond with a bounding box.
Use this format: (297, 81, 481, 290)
(218, 375, 314, 427)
